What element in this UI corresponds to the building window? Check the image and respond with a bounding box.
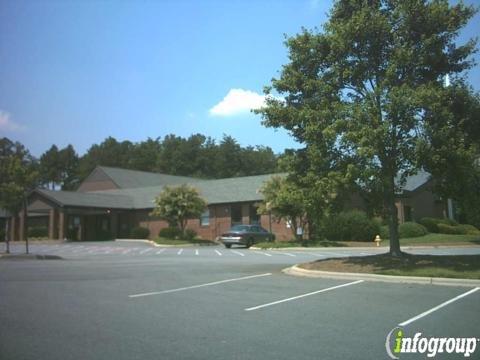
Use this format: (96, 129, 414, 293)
(249, 204, 260, 225)
(200, 209, 210, 226)
(231, 204, 242, 226)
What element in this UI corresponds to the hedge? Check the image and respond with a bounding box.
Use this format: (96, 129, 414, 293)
(323, 210, 381, 242)
(418, 218, 439, 233)
(28, 226, 48, 238)
(159, 227, 182, 239)
(130, 227, 150, 239)
(398, 222, 428, 238)
(183, 228, 197, 241)
(437, 223, 480, 235)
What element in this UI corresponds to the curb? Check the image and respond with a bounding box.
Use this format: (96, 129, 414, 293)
(0, 254, 63, 260)
(283, 265, 480, 287)
(114, 239, 218, 248)
(252, 245, 480, 251)
(115, 239, 165, 247)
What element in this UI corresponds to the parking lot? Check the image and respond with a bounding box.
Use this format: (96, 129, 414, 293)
(1, 241, 479, 360)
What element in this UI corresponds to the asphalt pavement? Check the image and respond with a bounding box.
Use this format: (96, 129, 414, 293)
(0, 241, 479, 360)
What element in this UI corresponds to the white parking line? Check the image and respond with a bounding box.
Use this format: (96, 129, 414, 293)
(177, 248, 183, 255)
(195, 249, 199, 256)
(129, 273, 273, 298)
(245, 280, 364, 312)
(398, 287, 480, 327)
(139, 248, 153, 254)
(156, 249, 165, 255)
(305, 252, 327, 258)
(255, 251, 272, 257)
(279, 252, 296, 257)
(231, 250, 245, 257)
(122, 249, 132, 255)
(215, 250, 222, 256)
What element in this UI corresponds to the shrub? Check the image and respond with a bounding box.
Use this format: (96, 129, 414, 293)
(323, 210, 381, 242)
(379, 225, 390, 240)
(456, 224, 480, 235)
(159, 227, 182, 239)
(436, 223, 479, 235)
(437, 218, 459, 226)
(418, 217, 439, 233)
(398, 222, 428, 238)
(183, 228, 197, 241)
(0, 228, 5, 242)
(28, 226, 48, 238)
(130, 227, 150, 239)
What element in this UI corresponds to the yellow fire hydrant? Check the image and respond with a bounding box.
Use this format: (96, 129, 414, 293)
(374, 235, 382, 247)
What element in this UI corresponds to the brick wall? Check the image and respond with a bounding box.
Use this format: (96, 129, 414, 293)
(131, 202, 293, 241)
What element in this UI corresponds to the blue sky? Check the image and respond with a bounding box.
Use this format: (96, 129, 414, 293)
(0, 0, 479, 157)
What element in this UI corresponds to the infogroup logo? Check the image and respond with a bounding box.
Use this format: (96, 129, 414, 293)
(385, 327, 479, 359)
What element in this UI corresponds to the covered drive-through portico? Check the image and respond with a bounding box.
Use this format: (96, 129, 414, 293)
(8, 188, 135, 241)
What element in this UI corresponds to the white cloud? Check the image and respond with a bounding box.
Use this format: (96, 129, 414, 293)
(0, 110, 25, 131)
(209, 88, 271, 117)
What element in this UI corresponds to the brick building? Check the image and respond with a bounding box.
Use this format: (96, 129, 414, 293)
(5, 166, 448, 242)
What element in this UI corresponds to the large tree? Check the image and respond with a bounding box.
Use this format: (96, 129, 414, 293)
(39, 144, 79, 190)
(419, 81, 480, 227)
(256, 0, 477, 256)
(0, 138, 39, 250)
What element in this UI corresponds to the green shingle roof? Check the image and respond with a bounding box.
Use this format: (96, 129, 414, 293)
(95, 173, 283, 208)
(35, 188, 134, 209)
(98, 166, 201, 189)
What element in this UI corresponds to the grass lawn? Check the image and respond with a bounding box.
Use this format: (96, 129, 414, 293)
(300, 253, 480, 279)
(152, 237, 217, 246)
(255, 233, 480, 249)
(385, 233, 480, 247)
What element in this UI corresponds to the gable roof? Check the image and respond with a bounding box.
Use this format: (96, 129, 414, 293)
(94, 173, 282, 208)
(87, 166, 202, 190)
(396, 170, 432, 193)
(34, 188, 134, 209)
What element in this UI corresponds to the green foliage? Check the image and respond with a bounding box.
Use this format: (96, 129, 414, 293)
(437, 223, 461, 235)
(456, 224, 480, 235)
(418, 82, 480, 228)
(151, 185, 207, 235)
(76, 134, 278, 184)
(323, 211, 381, 242)
(380, 225, 390, 240)
(258, 176, 307, 240)
(419, 217, 460, 233)
(158, 227, 182, 239)
(435, 223, 479, 235)
(418, 217, 440, 233)
(398, 222, 428, 239)
(39, 144, 79, 190)
(27, 226, 48, 238)
(0, 138, 39, 222)
(255, 0, 477, 255)
(183, 228, 197, 241)
(129, 227, 150, 239)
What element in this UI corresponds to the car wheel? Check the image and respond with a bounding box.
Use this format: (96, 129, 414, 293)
(224, 244, 232, 248)
(245, 238, 254, 248)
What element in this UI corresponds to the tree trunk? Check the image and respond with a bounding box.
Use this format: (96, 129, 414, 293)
(385, 176, 402, 257)
(23, 197, 29, 254)
(5, 218, 10, 254)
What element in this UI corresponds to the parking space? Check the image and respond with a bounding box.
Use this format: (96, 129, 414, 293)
(1, 242, 479, 360)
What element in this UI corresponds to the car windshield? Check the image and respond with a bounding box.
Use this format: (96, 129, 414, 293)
(230, 225, 251, 232)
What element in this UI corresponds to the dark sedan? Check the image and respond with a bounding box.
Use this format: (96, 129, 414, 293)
(220, 224, 275, 248)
